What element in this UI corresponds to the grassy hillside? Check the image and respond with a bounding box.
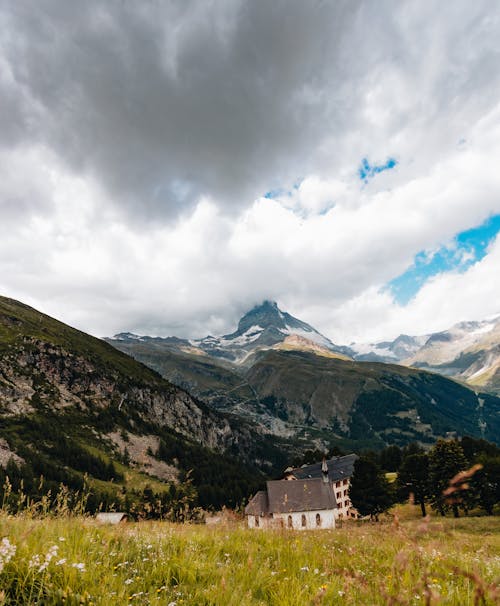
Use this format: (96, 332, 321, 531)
(0, 296, 286, 510)
(0, 296, 165, 387)
(0, 507, 498, 605)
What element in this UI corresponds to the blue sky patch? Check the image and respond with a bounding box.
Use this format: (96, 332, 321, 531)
(388, 214, 500, 305)
(359, 157, 397, 182)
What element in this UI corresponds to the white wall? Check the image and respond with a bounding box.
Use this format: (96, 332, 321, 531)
(247, 510, 336, 530)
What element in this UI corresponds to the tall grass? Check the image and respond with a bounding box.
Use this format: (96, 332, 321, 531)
(0, 505, 498, 605)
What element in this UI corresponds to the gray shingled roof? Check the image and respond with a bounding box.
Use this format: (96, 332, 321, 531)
(290, 454, 358, 482)
(266, 478, 336, 513)
(245, 490, 269, 515)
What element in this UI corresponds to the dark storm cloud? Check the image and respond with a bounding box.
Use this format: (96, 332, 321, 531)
(0, 0, 365, 220)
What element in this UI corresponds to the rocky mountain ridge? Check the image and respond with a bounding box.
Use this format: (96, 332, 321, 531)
(350, 316, 500, 394)
(106, 302, 500, 450)
(0, 295, 294, 509)
(113, 301, 351, 364)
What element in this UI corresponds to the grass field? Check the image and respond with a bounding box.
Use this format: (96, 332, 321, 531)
(0, 506, 498, 605)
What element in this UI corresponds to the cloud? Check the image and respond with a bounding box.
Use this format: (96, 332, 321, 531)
(1, 1, 500, 342)
(322, 232, 500, 343)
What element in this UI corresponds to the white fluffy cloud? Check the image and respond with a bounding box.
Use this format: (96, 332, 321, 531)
(1, 1, 500, 342)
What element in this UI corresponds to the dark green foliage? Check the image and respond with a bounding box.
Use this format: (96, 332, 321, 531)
(397, 453, 429, 517)
(349, 456, 395, 520)
(155, 431, 265, 510)
(428, 439, 468, 517)
(460, 436, 500, 462)
(472, 456, 500, 515)
(291, 448, 328, 467)
(379, 445, 403, 472)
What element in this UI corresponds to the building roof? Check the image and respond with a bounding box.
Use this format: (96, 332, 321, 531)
(266, 478, 337, 513)
(245, 490, 269, 515)
(289, 454, 358, 482)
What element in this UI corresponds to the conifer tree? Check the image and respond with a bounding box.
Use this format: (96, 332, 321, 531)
(428, 439, 467, 517)
(397, 452, 429, 517)
(349, 456, 394, 521)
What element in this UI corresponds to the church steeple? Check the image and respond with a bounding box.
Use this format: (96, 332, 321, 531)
(321, 458, 329, 483)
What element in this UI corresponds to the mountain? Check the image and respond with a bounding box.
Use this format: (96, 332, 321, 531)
(117, 300, 351, 364)
(196, 300, 351, 362)
(350, 316, 500, 395)
(107, 302, 500, 450)
(351, 334, 428, 363)
(0, 295, 295, 510)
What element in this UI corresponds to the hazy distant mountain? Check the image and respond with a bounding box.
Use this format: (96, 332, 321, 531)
(350, 316, 500, 395)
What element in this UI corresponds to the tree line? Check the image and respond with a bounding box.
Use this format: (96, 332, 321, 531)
(349, 436, 500, 519)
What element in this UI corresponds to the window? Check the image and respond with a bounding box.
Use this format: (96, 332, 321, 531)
(316, 513, 321, 527)
(301, 514, 307, 527)
(255, 516, 259, 527)
(287, 515, 293, 528)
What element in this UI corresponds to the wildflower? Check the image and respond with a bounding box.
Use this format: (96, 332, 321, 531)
(58, 537, 66, 542)
(125, 578, 134, 585)
(56, 558, 67, 566)
(72, 562, 86, 571)
(38, 545, 58, 572)
(0, 538, 16, 573)
(29, 554, 42, 569)
(300, 566, 309, 572)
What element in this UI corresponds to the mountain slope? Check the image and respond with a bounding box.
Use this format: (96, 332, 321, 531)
(107, 302, 500, 450)
(243, 349, 499, 448)
(0, 296, 293, 509)
(351, 317, 500, 394)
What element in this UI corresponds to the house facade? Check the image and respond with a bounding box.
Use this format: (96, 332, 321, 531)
(245, 476, 337, 530)
(286, 454, 358, 520)
(245, 454, 358, 529)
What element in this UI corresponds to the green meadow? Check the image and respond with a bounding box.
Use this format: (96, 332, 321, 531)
(0, 506, 498, 605)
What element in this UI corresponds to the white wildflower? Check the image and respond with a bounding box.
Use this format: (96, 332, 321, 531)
(38, 545, 58, 572)
(56, 558, 67, 566)
(125, 578, 134, 585)
(0, 537, 16, 573)
(29, 554, 42, 569)
(72, 562, 86, 571)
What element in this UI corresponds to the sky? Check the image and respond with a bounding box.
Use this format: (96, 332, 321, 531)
(1, 0, 500, 344)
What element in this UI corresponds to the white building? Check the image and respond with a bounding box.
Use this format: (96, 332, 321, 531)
(286, 454, 358, 520)
(245, 476, 337, 530)
(245, 454, 358, 529)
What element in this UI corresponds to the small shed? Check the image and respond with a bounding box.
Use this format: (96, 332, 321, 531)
(95, 512, 128, 525)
